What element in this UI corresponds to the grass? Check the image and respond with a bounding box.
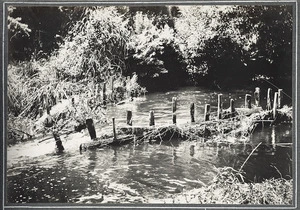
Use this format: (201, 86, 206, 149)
(7, 60, 145, 145)
(164, 167, 293, 204)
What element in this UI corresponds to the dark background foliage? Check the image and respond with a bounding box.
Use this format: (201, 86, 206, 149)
(8, 5, 293, 97)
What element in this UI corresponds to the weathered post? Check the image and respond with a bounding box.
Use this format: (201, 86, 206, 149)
(71, 97, 75, 106)
(254, 87, 260, 107)
(190, 145, 195, 157)
(53, 132, 64, 152)
(190, 102, 195, 123)
(127, 110, 133, 126)
(172, 97, 177, 124)
(278, 89, 283, 109)
(112, 117, 117, 141)
(217, 94, 223, 119)
(230, 99, 235, 118)
(267, 88, 273, 111)
(245, 94, 252, 109)
(86, 119, 97, 140)
(273, 92, 278, 119)
(149, 110, 155, 126)
(204, 104, 210, 121)
(103, 82, 107, 106)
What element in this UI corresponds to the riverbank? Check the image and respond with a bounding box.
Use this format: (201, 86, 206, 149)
(7, 65, 146, 146)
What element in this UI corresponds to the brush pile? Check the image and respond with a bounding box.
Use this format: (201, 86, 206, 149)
(79, 105, 292, 150)
(164, 167, 293, 204)
(122, 106, 292, 143)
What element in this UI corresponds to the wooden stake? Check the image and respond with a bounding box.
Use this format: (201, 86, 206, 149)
(86, 119, 97, 140)
(127, 110, 132, 126)
(217, 94, 223, 119)
(245, 94, 252, 109)
(204, 104, 210, 121)
(273, 92, 278, 119)
(266, 88, 273, 111)
(53, 132, 64, 152)
(172, 97, 177, 124)
(230, 99, 235, 118)
(278, 89, 283, 108)
(190, 103, 195, 123)
(149, 110, 155, 126)
(254, 87, 260, 107)
(112, 117, 117, 141)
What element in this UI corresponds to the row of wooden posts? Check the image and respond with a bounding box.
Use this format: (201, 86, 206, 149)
(137, 87, 283, 126)
(126, 87, 284, 127)
(83, 87, 284, 143)
(53, 87, 284, 151)
(39, 76, 134, 117)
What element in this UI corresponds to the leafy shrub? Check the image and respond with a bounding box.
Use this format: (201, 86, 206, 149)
(126, 12, 188, 90)
(54, 6, 130, 82)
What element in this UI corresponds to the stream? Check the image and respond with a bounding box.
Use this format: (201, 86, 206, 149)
(6, 86, 293, 203)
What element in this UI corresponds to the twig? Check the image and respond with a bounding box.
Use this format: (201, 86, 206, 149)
(270, 165, 283, 178)
(239, 142, 262, 172)
(260, 78, 292, 100)
(168, 129, 176, 141)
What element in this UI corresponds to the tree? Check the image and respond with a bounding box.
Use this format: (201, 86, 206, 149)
(174, 5, 293, 89)
(236, 5, 293, 80)
(54, 6, 130, 82)
(126, 11, 187, 91)
(8, 6, 85, 61)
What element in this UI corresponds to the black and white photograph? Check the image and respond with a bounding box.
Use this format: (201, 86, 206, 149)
(2, 1, 298, 208)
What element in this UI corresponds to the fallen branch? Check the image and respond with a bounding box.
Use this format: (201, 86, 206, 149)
(239, 142, 262, 172)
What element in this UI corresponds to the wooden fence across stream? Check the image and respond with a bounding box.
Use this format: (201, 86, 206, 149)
(50, 87, 288, 152)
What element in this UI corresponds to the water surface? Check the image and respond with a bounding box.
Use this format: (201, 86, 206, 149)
(7, 86, 292, 203)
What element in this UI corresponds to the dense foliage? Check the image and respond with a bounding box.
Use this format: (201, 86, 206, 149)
(7, 7, 143, 141)
(174, 5, 293, 88)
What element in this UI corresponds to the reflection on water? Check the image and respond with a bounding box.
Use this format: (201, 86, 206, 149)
(6, 86, 293, 203)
